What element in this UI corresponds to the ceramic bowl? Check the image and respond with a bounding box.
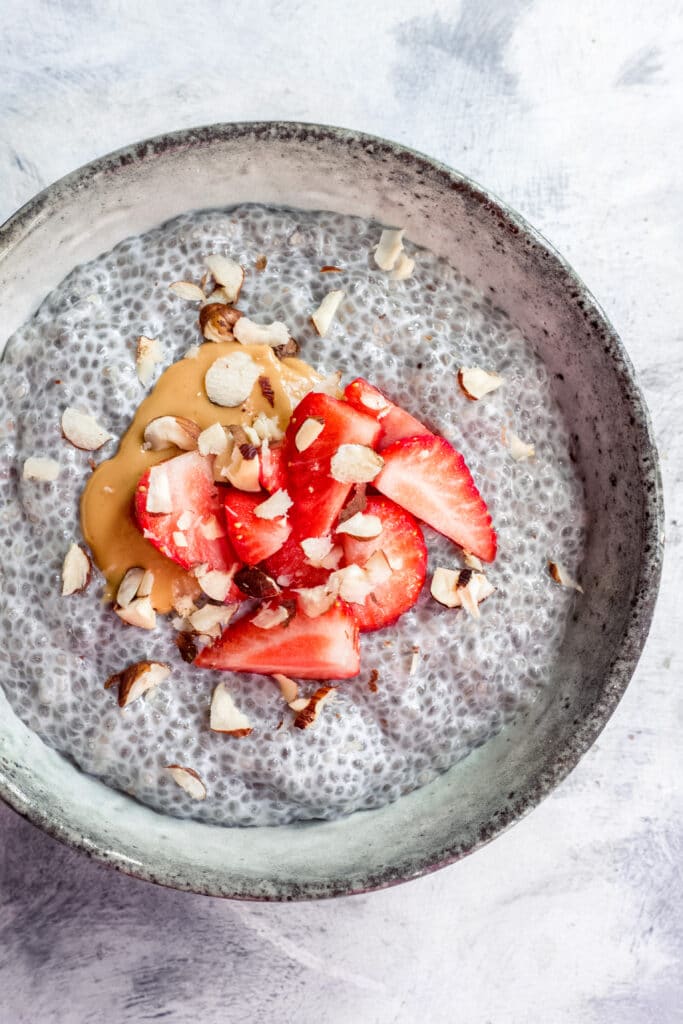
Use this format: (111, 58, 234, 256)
(0, 123, 663, 899)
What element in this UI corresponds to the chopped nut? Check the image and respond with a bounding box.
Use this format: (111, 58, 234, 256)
(177, 511, 194, 531)
(338, 484, 368, 523)
(145, 463, 173, 513)
(255, 255, 268, 271)
(22, 456, 60, 482)
(173, 530, 188, 546)
(295, 417, 324, 452)
(233, 317, 291, 348)
(300, 536, 336, 567)
(198, 422, 229, 456)
(234, 566, 280, 600)
(199, 303, 243, 343)
(390, 252, 415, 280)
(136, 335, 163, 385)
(143, 415, 200, 452)
(458, 367, 504, 401)
(175, 632, 198, 663)
(331, 564, 374, 604)
(198, 515, 226, 540)
(330, 444, 383, 484)
(430, 567, 494, 618)
(335, 511, 383, 539)
(210, 682, 253, 736)
(409, 647, 420, 675)
(204, 255, 244, 302)
(463, 551, 483, 572)
(548, 561, 584, 593)
(273, 673, 299, 703)
(289, 686, 335, 729)
(205, 351, 260, 407)
(253, 488, 292, 520)
(115, 595, 157, 629)
(105, 660, 170, 708)
(196, 568, 234, 602)
(223, 443, 261, 492)
(189, 603, 236, 637)
(320, 265, 343, 273)
(116, 567, 145, 608)
(251, 603, 290, 630)
(374, 228, 405, 271)
(61, 543, 91, 595)
(294, 582, 338, 618)
(508, 432, 535, 461)
(169, 281, 205, 302)
(166, 764, 207, 800)
(311, 290, 345, 337)
(137, 569, 154, 598)
(250, 412, 284, 443)
(258, 375, 275, 407)
(61, 407, 112, 451)
(363, 550, 393, 589)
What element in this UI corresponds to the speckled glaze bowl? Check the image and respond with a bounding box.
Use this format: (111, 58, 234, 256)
(0, 123, 663, 899)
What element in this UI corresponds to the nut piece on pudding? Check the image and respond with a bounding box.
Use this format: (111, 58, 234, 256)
(457, 367, 504, 401)
(209, 682, 253, 736)
(430, 567, 495, 618)
(105, 660, 170, 708)
(61, 543, 92, 596)
(166, 764, 207, 800)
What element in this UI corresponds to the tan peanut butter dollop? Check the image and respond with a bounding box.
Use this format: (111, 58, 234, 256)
(81, 341, 321, 612)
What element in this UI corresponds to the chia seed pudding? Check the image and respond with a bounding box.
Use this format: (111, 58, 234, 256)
(0, 204, 586, 826)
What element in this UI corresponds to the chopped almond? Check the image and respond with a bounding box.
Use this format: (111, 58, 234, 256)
(330, 444, 383, 484)
(198, 515, 226, 540)
(300, 536, 341, 569)
(374, 228, 404, 271)
(136, 335, 163, 385)
(105, 660, 170, 708)
(548, 561, 584, 593)
(198, 422, 229, 457)
(22, 456, 60, 482)
(254, 489, 292, 521)
(137, 569, 154, 598)
(143, 415, 200, 452)
(463, 551, 483, 572)
(189, 604, 236, 637)
(294, 582, 339, 618)
(508, 432, 535, 461)
(169, 281, 205, 302)
(335, 511, 382, 539)
(295, 417, 324, 452)
(363, 550, 393, 589)
(233, 566, 280, 600)
(390, 253, 415, 281)
(204, 255, 244, 303)
(331, 564, 373, 604)
(199, 303, 243, 343)
(115, 595, 157, 629)
(233, 317, 291, 348)
(61, 407, 112, 451)
(223, 444, 261, 492)
(251, 603, 290, 630)
(273, 673, 299, 703)
(196, 568, 234, 602)
(311, 290, 345, 337)
(289, 686, 336, 729)
(458, 367, 504, 401)
(210, 683, 253, 736)
(116, 567, 145, 608)
(430, 567, 494, 618)
(166, 764, 207, 800)
(61, 543, 91, 595)
(250, 412, 284, 443)
(205, 351, 260, 407)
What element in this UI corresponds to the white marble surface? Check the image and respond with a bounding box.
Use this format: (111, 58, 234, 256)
(1, 1, 682, 1021)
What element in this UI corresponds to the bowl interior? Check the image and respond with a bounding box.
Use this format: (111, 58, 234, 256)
(0, 124, 663, 898)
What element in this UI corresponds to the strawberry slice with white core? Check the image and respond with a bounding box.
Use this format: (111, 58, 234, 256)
(339, 496, 427, 631)
(195, 600, 360, 679)
(344, 378, 431, 450)
(259, 442, 288, 493)
(374, 435, 497, 562)
(134, 451, 237, 572)
(224, 489, 291, 565)
(285, 392, 381, 537)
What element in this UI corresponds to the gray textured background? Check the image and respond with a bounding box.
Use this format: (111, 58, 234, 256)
(1, 1, 682, 1021)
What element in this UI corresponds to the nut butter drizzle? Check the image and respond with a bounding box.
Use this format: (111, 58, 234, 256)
(81, 341, 321, 613)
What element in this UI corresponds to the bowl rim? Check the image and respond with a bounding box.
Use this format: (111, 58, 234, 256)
(0, 120, 665, 899)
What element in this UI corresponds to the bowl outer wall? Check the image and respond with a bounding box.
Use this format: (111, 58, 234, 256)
(0, 122, 664, 899)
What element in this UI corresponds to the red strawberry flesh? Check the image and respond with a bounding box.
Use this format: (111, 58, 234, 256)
(285, 392, 381, 538)
(374, 435, 497, 561)
(259, 442, 288, 493)
(134, 451, 237, 573)
(195, 600, 360, 679)
(339, 496, 427, 632)
(223, 488, 291, 565)
(262, 532, 334, 589)
(344, 377, 431, 449)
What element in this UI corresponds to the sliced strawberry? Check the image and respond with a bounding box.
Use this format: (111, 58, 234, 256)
(259, 442, 288, 493)
(262, 532, 334, 589)
(285, 392, 381, 537)
(339, 496, 427, 632)
(195, 600, 360, 679)
(223, 489, 291, 565)
(374, 435, 497, 561)
(344, 378, 431, 450)
(134, 451, 237, 572)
